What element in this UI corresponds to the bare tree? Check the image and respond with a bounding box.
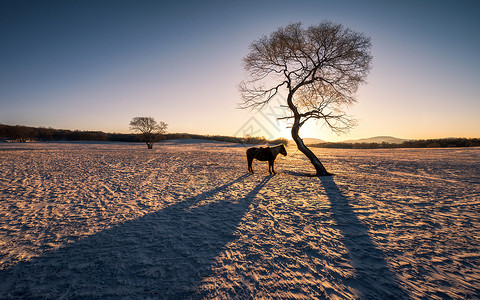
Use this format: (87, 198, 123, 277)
(129, 117, 167, 149)
(239, 21, 372, 175)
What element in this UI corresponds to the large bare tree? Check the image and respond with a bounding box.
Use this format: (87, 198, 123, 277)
(239, 21, 372, 175)
(130, 117, 167, 149)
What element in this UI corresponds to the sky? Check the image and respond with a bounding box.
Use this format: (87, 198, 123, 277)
(1, 0, 479, 142)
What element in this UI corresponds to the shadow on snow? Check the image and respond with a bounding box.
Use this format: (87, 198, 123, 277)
(0, 174, 273, 299)
(0, 171, 407, 298)
(285, 170, 406, 298)
(318, 176, 407, 299)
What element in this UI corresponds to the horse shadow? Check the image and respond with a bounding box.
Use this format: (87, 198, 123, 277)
(318, 176, 407, 299)
(0, 174, 272, 299)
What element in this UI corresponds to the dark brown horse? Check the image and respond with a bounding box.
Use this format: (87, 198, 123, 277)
(246, 144, 287, 174)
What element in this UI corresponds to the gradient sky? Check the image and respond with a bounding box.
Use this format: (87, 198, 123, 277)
(1, 0, 479, 141)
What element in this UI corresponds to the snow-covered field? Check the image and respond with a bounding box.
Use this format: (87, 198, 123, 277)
(0, 140, 479, 299)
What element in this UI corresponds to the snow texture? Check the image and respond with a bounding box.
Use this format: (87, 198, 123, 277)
(0, 140, 479, 299)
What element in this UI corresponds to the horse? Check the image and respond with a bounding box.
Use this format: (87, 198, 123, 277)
(246, 144, 287, 174)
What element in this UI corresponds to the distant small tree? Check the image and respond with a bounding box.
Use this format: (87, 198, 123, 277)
(239, 21, 372, 175)
(129, 117, 167, 149)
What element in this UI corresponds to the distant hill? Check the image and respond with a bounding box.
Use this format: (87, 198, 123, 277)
(301, 138, 326, 145)
(341, 136, 408, 144)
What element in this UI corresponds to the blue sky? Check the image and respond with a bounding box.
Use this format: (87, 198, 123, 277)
(1, 0, 479, 141)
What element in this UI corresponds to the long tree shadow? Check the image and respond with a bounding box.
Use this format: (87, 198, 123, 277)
(0, 174, 272, 299)
(318, 176, 407, 299)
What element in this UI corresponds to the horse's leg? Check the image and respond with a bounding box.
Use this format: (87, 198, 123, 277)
(268, 160, 273, 175)
(271, 160, 276, 174)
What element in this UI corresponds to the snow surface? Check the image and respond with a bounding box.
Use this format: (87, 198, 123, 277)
(0, 141, 479, 299)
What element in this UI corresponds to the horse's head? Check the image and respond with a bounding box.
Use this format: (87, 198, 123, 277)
(279, 144, 287, 156)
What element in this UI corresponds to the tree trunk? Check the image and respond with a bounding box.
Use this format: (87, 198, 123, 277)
(287, 92, 331, 176)
(291, 117, 332, 176)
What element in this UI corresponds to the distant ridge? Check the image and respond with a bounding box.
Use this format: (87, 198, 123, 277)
(341, 136, 408, 144)
(292, 136, 405, 144)
(302, 138, 326, 145)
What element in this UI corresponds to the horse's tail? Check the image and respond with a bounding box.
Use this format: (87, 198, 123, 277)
(246, 148, 256, 173)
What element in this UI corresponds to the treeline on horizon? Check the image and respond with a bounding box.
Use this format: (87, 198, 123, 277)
(0, 124, 288, 145)
(311, 138, 480, 149)
(2, 124, 479, 149)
